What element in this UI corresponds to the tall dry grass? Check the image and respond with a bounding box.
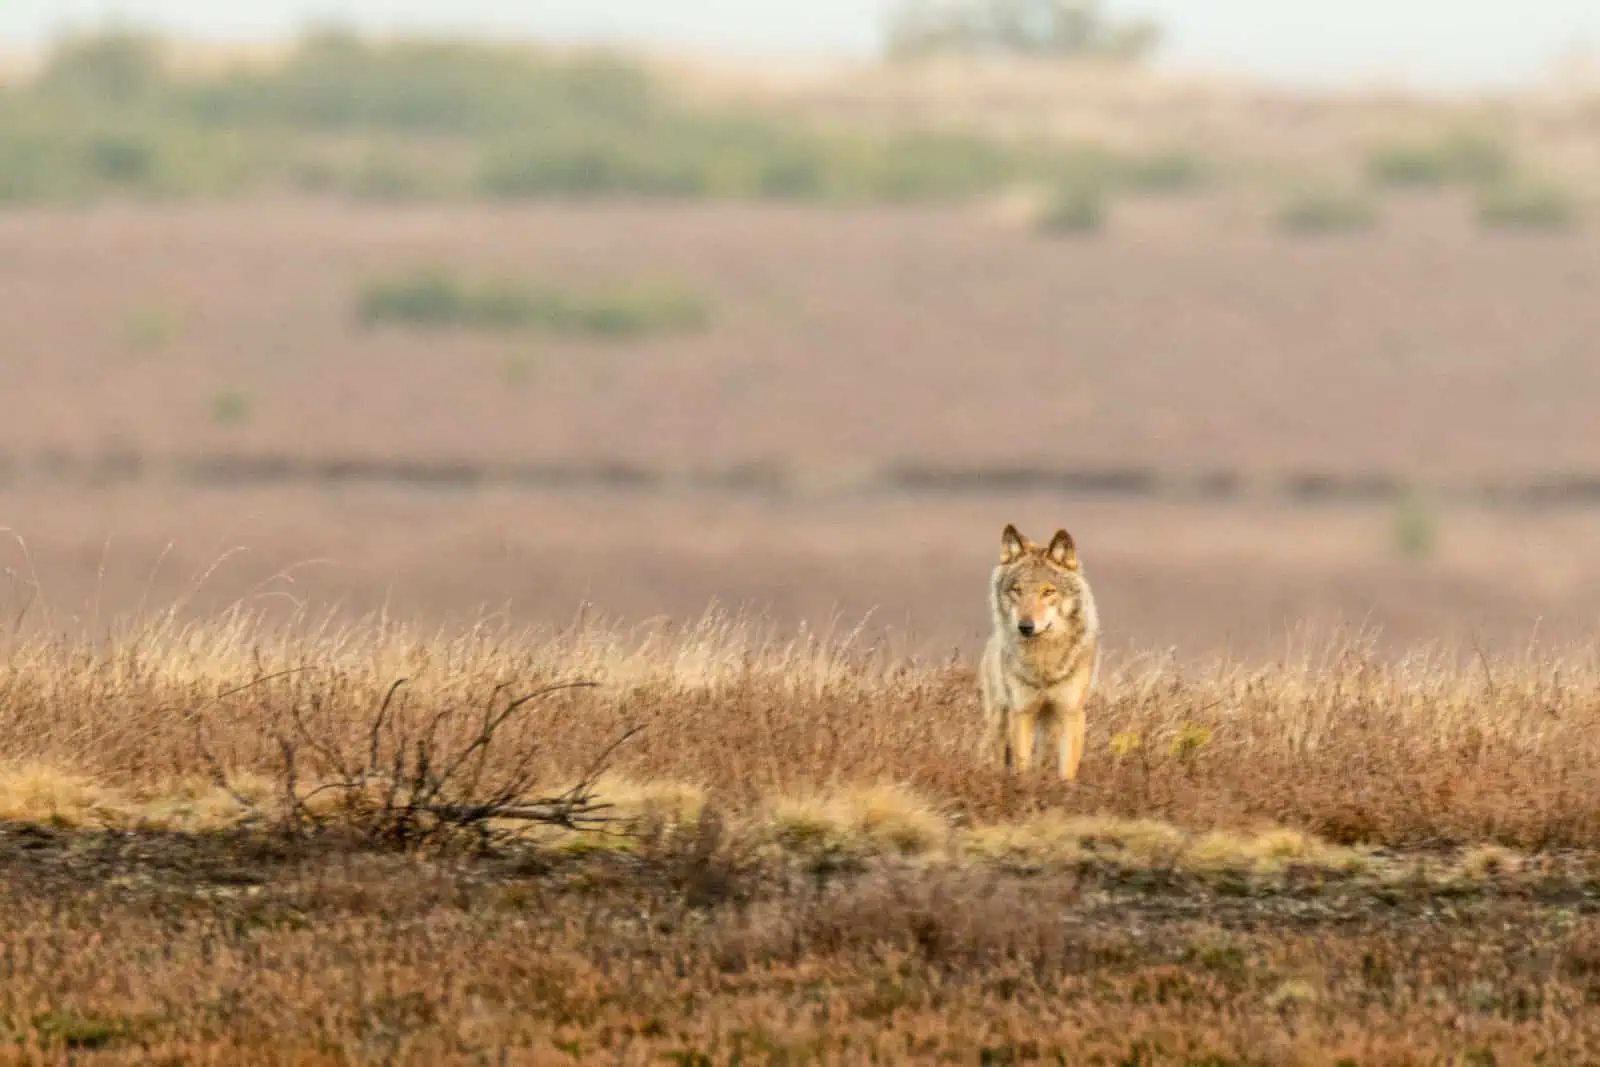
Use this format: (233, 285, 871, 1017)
(2, 606, 1598, 850)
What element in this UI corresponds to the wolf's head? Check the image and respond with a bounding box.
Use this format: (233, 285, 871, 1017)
(990, 524, 1093, 642)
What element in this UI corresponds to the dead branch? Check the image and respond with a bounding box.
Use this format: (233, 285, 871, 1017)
(269, 675, 626, 849)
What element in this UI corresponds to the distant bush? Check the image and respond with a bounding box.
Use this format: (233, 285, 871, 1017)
(886, 0, 1161, 62)
(1366, 130, 1512, 190)
(341, 147, 457, 202)
(1391, 492, 1439, 562)
(1477, 179, 1579, 231)
(0, 27, 1191, 209)
(1115, 149, 1209, 195)
(477, 136, 714, 201)
(358, 269, 712, 339)
(182, 31, 659, 136)
(1276, 187, 1380, 235)
(1020, 145, 1208, 207)
(1035, 182, 1106, 236)
(500, 350, 538, 387)
(479, 123, 1032, 205)
(120, 301, 184, 353)
(210, 390, 252, 426)
(36, 29, 168, 105)
(836, 131, 1021, 203)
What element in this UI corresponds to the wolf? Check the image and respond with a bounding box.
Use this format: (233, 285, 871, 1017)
(980, 524, 1101, 780)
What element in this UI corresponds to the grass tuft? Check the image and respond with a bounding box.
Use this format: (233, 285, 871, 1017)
(32, 1012, 135, 1052)
(0, 764, 124, 828)
(1185, 826, 1366, 876)
(767, 785, 947, 859)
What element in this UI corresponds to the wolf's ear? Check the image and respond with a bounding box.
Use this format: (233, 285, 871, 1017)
(1047, 529, 1078, 571)
(1000, 525, 1027, 564)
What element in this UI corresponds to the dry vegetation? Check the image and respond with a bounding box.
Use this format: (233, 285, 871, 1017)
(1, 610, 1600, 1061)
(10, 608, 1600, 849)
(6, 28, 1600, 1062)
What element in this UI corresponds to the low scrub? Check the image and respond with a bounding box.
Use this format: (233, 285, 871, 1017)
(0, 29, 1101, 209)
(1276, 186, 1380, 235)
(1034, 182, 1107, 236)
(357, 269, 713, 338)
(1113, 148, 1210, 195)
(1478, 179, 1580, 231)
(1367, 128, 1513, 189)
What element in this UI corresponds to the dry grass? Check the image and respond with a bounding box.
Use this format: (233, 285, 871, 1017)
(0, 609, 1598, 1060)
(4, 609, 1600, 849)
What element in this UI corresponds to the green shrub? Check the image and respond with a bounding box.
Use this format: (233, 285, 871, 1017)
(1478, 179, 1579, 231)
(1392, 492, 1439, 562)
(85, 130, 156, 183)
(183, 31, 658, 136)
(1367, 130, 1512, 189)
(885, 0, 1162, 62)
(358, 269, 712, 339)
(478, 124, 1031, 205)
(0, 125, 86, 203)
(342, 148, 456, 202)
(210, 390, 252, 426)
(555, 282, 711, 338)
(1036, 183, 1107, 236)
(33, 1011, 133, 1052)
(0, 100, 263, 202)
(500, 350, 538, 386)
(358, 270, 504, 329)
(754, 150, 828, 200)
(1276, 188, 1379, 235)
(36, 30, 167, 105)
(121, 301, 184, 353)
(1115, 149, 1209, 195)
(478, 138, 712, 200)
(837, 131, 1019, 203)
(0, 27, 1195, 209)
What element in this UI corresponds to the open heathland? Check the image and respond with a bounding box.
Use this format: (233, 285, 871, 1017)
(1, 616, 1599, 1062)
(4, 33, 1600, 1061)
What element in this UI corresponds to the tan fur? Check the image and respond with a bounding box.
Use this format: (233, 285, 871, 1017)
(980, 524, 1101, 781)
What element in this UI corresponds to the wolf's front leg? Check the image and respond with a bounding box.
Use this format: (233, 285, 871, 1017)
(1010, 697, 1044, 773)
(1059, 706, 1086, 781)
(1055, 674, 1094, 781)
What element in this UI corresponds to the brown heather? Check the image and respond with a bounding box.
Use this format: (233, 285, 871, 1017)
(1, 610, 1600, 1062)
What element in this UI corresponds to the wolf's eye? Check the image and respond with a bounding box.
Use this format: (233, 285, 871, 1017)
(1041, 586, 1058, 598)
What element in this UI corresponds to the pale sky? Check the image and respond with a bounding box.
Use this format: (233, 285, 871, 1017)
(4, 1, 1599, 91)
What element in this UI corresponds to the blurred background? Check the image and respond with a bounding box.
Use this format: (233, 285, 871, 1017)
(1, 1, 1599, 661)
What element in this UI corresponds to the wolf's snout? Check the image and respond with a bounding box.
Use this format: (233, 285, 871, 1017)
(1017, 620, 1037, 638)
